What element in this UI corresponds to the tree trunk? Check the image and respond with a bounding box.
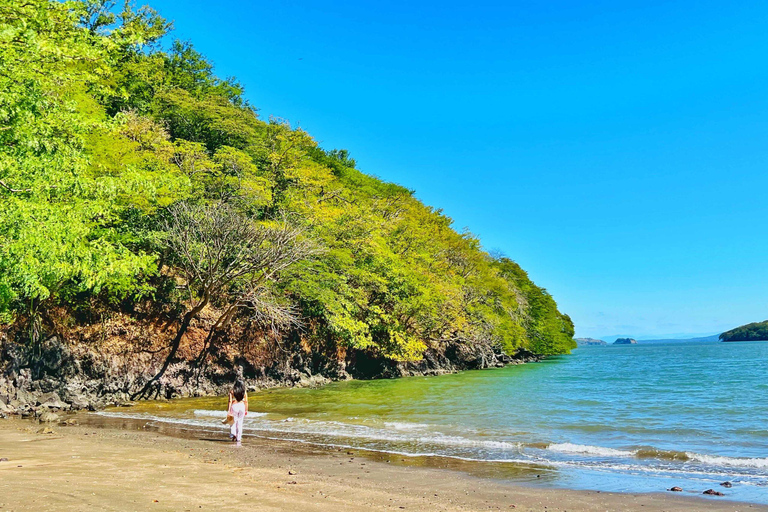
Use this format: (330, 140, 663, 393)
(131, 302, 201, 400)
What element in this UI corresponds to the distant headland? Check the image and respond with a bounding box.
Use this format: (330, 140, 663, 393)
(720, 320, 768, 342)
(575, 338, 607, 346)
(581, 322, 768, 346)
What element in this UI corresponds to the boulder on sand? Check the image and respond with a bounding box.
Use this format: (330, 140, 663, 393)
(37, 392, 69, 410)
(38, 410, 60, 423)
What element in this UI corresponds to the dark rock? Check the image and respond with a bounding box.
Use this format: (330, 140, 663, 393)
(613, 338, 637, 345)
(720, 481, 733, 488)
(0, 457, 8, 462)
(703, 489, 725, 496)
(669, 487, 683, 492)
(0, 316, 546, 410)
(512, 348, 542, 363)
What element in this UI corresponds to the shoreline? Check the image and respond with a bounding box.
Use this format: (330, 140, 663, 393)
(2, 414, 764, 512)
(0, 338, 543, 416)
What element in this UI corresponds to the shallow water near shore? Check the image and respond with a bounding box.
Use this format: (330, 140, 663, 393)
(100, 340, 768, 504)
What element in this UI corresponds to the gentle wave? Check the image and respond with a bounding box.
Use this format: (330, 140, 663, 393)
(383, 421, 431, 431)
(99, 411, 524, 451)
(193, 409, 227, 418)
(193, 409, 267, 418)
(688, 453, 768, 469)
(546, 443, 634, 458)
(98, 410, 768, 477)
(634, 448, 690, 461)
(544, 443, 768, 469)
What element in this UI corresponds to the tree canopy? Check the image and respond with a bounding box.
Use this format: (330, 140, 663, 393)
(0, 0, 575, 365)
(720, 321, 768, 342)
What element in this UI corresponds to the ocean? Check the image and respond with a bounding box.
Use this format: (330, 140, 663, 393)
(100, 340, 768, 504)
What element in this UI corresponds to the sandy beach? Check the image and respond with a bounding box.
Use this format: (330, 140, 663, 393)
(1, 414, 764, 512)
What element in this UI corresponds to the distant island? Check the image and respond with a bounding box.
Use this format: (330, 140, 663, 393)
(720, 320, 768, 342)
(640, 334, 719, 343)
(613, 338, 637, 345)
(575, 338, 607, 346)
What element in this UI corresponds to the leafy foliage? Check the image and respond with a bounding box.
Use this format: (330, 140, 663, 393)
(720, 321, 768, 342)
(0, 0, 575, 360)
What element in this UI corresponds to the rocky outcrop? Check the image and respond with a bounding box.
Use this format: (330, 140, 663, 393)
(346, 341, 541, 379)
(613, 338, 637, 345)
(0, 330, 543, 417)
(0, 330, 343, 416)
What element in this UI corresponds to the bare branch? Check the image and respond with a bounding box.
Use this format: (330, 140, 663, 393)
(162, 201, 319, 336)
(0, 180, 31, 193)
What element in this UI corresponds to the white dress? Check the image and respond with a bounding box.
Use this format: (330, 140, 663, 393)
(230, 401, 246, 443)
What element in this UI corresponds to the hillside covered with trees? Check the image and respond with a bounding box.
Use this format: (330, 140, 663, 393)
(720, 321, 768, 342)
(0, 0, 574, 404)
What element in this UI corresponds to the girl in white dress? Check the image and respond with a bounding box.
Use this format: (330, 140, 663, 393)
(227, 380, 248, 445)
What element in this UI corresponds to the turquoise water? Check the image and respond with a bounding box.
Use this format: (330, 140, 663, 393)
(102, 341, 768, 503)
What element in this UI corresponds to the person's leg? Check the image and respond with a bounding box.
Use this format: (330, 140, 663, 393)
(235, 413, 244, 445)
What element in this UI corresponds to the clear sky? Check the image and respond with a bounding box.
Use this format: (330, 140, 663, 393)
(147, 0, 768, 339)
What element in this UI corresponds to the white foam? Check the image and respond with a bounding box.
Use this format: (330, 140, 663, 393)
(193, 409, 267, 418)
(384, 421, 430, 431)
(97, 410, 768, 480)
(241, 432, 542, 467)
(546, 443, 635, 458)
(687, 453, 768, 469)
(193, 409, 227, 418)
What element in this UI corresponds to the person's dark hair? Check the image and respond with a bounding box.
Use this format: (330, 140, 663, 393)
(232, 380, 246, 402)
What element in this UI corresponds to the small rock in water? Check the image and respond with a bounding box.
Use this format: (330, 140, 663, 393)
(720, 481, 733, 488)
(37, 426, 55, 435)
(669, 487, 683, 492)
(703, 489, 725, 496)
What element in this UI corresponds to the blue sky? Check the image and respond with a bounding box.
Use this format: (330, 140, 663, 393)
(148, 0, 768, 338)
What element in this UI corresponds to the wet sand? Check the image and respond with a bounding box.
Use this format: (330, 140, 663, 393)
(0, 414, 764, 512)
